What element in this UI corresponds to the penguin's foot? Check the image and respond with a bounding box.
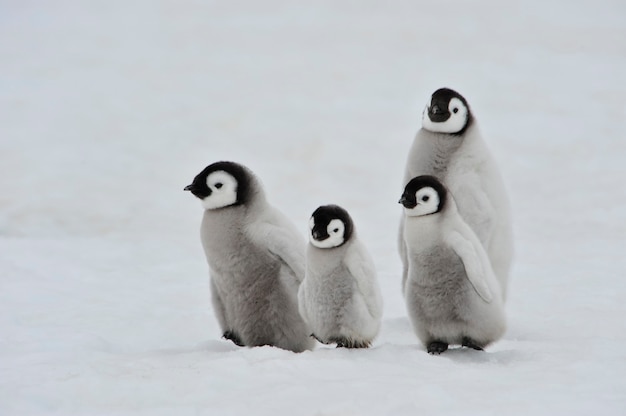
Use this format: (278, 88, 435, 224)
(223, 330, 244, 346)
(461, 337, 484, 351)
(311, 333, 331, 345)
(427, 341, 449, 355)
(331, 336, 371, 349)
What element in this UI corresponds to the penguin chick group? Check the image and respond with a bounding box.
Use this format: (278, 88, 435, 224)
(185, 162, 381, 352)
(185, 87, 512, 355)
(399, 88, 512, 353)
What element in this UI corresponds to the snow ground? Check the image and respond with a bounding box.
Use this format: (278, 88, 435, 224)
(1, 0, 626, 414)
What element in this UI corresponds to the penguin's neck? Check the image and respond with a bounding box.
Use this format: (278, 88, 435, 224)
(306, 239, 351, 273)
(407, 123, 483, 182)
(408, 133, 461, 180)
(404, 214, 444, 250)
(200, 198, 266, 251)
(201, 205, 244, 243)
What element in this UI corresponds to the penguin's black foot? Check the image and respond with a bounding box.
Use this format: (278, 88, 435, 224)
(223, 330, 244, 346)
(462, 337, 484, 351)
(311, 333, 331, 344)
(332, 337, 371, 349)
(427, 341, 449, 355)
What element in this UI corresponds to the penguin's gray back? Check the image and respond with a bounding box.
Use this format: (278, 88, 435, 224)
(201, 206, 312, 352)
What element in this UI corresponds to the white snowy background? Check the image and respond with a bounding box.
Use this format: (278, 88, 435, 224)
(1, 0, 625, 414)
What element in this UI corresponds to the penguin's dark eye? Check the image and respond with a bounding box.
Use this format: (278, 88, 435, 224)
(214, 183, 223, 189)
(333, 228, 339, 233)
(452, 107, 459, 114)
(422, 195, 430, 202)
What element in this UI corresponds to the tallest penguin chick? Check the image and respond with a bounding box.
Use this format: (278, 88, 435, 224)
(184, 161, 313, 352)
(400, 88, 514, 299)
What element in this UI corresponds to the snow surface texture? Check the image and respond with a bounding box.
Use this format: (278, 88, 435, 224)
(1, 0, 626, 414)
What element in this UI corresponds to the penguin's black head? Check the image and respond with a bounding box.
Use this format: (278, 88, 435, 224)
(309, 204, 354, 248)
(184, 161, 253, 210)
(422, 87, 473, 135)
(399, 175, 447, 217)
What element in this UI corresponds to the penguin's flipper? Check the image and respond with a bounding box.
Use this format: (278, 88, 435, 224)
(344, 244, 382, 320)
(248, 212, 306, 282)
(446, 230, 493, 303)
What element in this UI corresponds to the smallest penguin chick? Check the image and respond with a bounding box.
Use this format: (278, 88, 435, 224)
(298, 205, 383, 348)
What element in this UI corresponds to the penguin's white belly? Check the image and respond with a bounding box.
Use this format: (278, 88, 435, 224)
(210, 244, 280, 319)
(302, 265, 376, 342)
(304, 266, 353, 335)
(206, 236, 310, 349)
(405, 244, 503, 345)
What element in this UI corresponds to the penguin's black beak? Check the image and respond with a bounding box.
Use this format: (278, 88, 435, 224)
(430, 104, 443, 115)
(185, 183, 211, 199)
(428, 104, 450, 123)
(311, 230, 322, 240)
(399, 194, 416, 208)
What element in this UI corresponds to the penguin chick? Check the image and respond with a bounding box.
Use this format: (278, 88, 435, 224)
(184, 161, 314, 352)
(399, 87, 514, 300)
(400, 175, 506, 354)
(298, 205, 383, 348)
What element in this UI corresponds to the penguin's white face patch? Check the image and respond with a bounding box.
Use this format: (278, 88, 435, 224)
(405, 187, 440, 217)
(310, 218, 345, 249)
(422, 97, 468, 134)
(201, 171, 238, 210)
